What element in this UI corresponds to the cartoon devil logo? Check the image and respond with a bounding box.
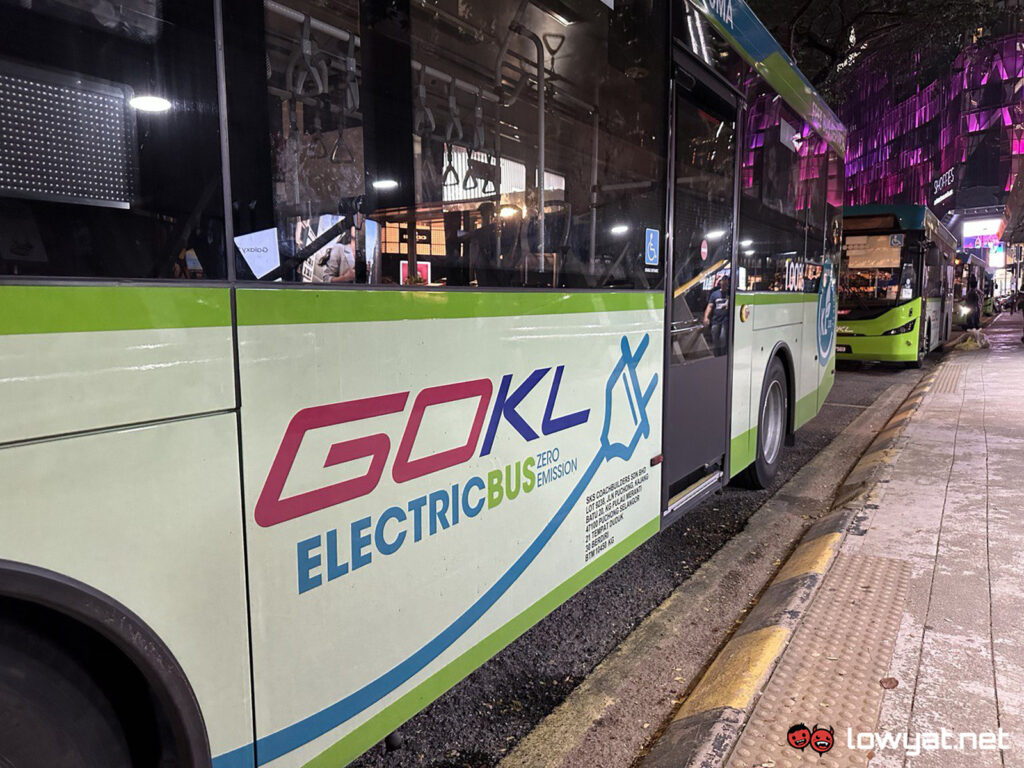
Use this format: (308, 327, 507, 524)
(786, 723, 811, 751)
(787, 723, 835, 753)
(810, 724, 835, 753)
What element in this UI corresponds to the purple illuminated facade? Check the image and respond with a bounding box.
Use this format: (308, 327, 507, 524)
(843, 33, 1024, 216)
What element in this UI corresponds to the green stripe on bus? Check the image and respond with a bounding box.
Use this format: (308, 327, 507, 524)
(237, 289, 663, 326)
(736, 293, 819, 306)
(0, 285, 232, 335)
(301, 516, 661, 768)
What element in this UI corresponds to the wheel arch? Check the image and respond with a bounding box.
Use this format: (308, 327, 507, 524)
(767, 340, 797, 442)
(0, 558, 211, 766)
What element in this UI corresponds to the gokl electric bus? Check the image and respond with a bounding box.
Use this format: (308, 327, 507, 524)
(0, 0, 844, 765)
(837, 205, 955, 367)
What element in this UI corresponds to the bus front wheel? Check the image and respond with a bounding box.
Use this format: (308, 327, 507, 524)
(0, 608, 135, 768)
(742, 356, 788, 489)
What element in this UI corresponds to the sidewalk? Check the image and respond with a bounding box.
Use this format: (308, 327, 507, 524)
(718, 312, 1024, 768)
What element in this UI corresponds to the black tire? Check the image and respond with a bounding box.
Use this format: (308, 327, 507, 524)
(741, 356, 788, 489)
(906, 325, 926, 369)
(0, 610, 134, 768)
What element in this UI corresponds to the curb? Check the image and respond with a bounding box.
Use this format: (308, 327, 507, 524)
(639, 370, 937, 768)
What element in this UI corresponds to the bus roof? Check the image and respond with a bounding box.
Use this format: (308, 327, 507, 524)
(691, 0, 847, 157)
(846, 204, 957, 251)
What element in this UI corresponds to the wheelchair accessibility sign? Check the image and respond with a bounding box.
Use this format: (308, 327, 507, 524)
(645, 228, 660, 266)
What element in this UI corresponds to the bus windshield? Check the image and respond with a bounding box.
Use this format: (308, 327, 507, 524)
(840, 234, 916, 309)
(840, 263, 917, 305)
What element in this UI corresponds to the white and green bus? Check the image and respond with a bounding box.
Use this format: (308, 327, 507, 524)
(0, 0, 844, 765)
(837, 205, 956, 366)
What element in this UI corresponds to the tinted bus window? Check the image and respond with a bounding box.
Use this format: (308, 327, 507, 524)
(230, 0, 668, 289)
(0, 0, 226, 279)
(737, 75, 828, 292)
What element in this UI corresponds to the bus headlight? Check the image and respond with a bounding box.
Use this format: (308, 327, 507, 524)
(882, 319, 916, 336)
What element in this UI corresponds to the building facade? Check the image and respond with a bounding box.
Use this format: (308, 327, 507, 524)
(843, 31, 1024, 291)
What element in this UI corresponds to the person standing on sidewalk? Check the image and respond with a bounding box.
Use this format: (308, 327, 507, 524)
(965, 284, 981, 330)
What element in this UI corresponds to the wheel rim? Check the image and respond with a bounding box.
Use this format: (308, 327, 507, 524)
(761, 379, 785, 466)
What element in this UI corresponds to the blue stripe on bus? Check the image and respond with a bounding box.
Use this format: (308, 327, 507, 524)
(212, 743, 255, 768)
(256, 451, 605, 763)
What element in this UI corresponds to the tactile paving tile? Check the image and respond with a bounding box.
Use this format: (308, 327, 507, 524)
(931, 363, 964, 394)
(726, 554, 910, 768)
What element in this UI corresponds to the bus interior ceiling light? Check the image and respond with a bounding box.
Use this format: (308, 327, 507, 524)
(531, 0, 584, 27)
(130, 95, 171, 112)
(705, 230, 726, 240)
(372, 179, 399, 190)
(740, 239, 753, 247)
(610, 224, 630, 235)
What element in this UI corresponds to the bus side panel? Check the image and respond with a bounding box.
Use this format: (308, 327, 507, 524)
(0, 285, 236, 444)
(794, 302, 820, 430)
(748, 300, 806, 430)
(923, 297, 945, 352)
(729, 303, 755, 477)
(0, 413, 254, 763)
(235, 290, 663, 767)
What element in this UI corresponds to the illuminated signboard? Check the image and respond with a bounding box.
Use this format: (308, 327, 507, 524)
(962, 218, 1004, 250)
(932, 167, 956, 206)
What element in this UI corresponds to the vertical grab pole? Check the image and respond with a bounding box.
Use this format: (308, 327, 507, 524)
(511, 24, 544, 278)
(589, 107, 599, 278)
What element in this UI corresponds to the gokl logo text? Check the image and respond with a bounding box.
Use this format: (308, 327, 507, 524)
(256, 365, 590, 527)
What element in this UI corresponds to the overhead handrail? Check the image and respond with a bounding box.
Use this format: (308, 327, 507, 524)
(266, 1, 498, 104)
(285, 15, 329, 96)
(441, 143, 459, 187)
(444, 79, 463, 143)
(413, 67, 436, 136)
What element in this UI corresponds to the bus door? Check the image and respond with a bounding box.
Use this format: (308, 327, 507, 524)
(662, 58, 738, 517)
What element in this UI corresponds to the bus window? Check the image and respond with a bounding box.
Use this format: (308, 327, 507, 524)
(736, 73, 828, 292)
(0, 0, 226, 279)
(230, 0, 668, 288)
(670, 91, 734, 362)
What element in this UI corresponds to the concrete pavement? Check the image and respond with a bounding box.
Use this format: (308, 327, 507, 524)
(658, 312, 1024, 768)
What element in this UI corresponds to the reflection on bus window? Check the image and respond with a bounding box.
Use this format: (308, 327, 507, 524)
(0, 0, 226, 279)
(232, 0, 668, 289)
(670, 89, 734, 363)
(736, 73, 828, 292)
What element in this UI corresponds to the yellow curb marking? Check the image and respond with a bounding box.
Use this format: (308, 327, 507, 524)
(874, 426, 903, 442)
(674, 626, 790, 719)
(887, 409, 914, 424)
(772, 532, 841, 585)
(852, 449, 890, 469)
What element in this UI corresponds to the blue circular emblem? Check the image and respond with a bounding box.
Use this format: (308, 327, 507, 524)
(817, 261, 836, 366)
